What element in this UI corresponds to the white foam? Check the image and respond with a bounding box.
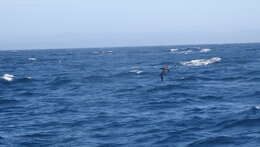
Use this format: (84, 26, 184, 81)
(129, 69, 143, 74)
(28, 58, 37, 61)
(2, 74, 14, 81)
(26, 77, 32, 79)
(180, 50, 192, 54)
(200, 48, 211, 53)
(94, 50, 113, 54)
(181, 57, 221, 66)
(255, 106, 260, 110)
(169, 48, 178, 52)
(170, 48, 193, 54)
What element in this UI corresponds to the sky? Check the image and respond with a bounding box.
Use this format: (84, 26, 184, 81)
(1, 0, 260, 49)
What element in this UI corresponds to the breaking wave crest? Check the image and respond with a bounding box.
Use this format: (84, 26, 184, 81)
(200, 48, 211, 53)
(2, 74, 14, 81)
(129, 69, 143, 74)
(181, 57, 222, 66)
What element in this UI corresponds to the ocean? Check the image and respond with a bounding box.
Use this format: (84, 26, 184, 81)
(0, 43, 260, 147)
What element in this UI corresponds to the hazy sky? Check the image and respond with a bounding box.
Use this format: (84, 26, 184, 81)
(1, 0, 260, 49)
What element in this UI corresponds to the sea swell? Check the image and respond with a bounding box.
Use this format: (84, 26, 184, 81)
(0, 44, 260, 146)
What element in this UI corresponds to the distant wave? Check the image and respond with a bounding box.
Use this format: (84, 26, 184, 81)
(170, 49, 193, 54)
(180, 50, 193, 54)
(181, 57, 221, 66)
(28, 58, 37, 61)
(187, 136, 237, 147)
(169, 47, 194, 55)
(93, 50, 113, 54)
(200, 48, 211, 53)
(169, 47, 211, 54)
(169, 48, 178, 52)
(129, 69, 143, 74)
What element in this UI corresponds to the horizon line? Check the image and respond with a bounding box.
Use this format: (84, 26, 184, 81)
(1, 41, 260, 51)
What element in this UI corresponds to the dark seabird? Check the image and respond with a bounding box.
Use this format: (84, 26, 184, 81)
(160, 65, 170, 81)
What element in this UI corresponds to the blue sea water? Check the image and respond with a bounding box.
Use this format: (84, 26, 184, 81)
(0, 43, 260, 147)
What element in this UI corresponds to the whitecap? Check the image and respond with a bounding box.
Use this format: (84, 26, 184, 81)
(95, 50, 113, 54)
(169, 48, 192, 54)
(181, 57, 221, 66)
(2, 74, 14, 81)
(200, 48, 211, 53)
(129, 69, 143, 74)
(169, 48, 178, 52)
(28, 58, 37, 61)
(180, 50, 192, 54)
(255, 106, 260, 110)
(26, 77, 32, 80)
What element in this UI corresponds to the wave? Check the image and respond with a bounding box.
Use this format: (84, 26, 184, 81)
(2, 74, 14, 81)
(83, 75, 112, 83)
(146, 84, 190, 93)
(28, 58, 37, 61)
(177, 50, 193, 54)
(0, 99, 19, 105)
(187, 136, 238, 147)
(1, 74, 33, 84)
(15, 77, 33, 83)
(181, 57, 221, 66)
(115, 86, 143, 93)
(169, 47, 211, 54)
(214, 106, 260, 131)
(26, 77, 32, 80)
(220, 117, 260, 130)
(169, 48, 178, 52)
(48, 76, 72, 87)
(180, 50, 193, 54)
(93, 50, 113, 54)
(254, 106, 260, 110)
(129, 69, 143, 74)
(199, 95, 223, 100)
(200, 48, 211, 53)
(169, 48, 193, 54)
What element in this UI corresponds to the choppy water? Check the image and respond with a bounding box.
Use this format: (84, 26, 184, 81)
(0, 43, 260, 147)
